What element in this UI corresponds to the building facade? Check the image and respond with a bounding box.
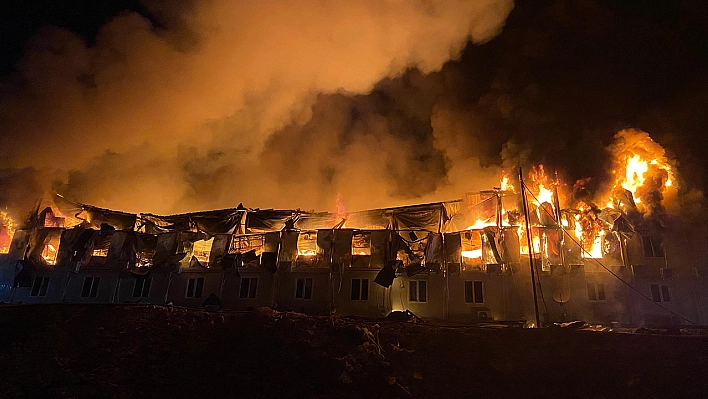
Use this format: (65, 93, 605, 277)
(2, 192, 708, 327)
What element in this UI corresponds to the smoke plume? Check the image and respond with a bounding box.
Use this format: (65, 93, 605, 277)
(0, 0, 514, 218)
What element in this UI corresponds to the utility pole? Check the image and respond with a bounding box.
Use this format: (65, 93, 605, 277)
(519, 167, 541, 328)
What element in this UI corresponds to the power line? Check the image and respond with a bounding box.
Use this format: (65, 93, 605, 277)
(521, 181, 698, 326)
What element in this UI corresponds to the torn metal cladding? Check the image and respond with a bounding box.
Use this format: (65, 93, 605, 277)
(1, 176, 706, 328)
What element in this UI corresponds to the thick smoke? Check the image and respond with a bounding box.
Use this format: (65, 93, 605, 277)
(3, 0, 708, 224)
(0, 0, 514, 217)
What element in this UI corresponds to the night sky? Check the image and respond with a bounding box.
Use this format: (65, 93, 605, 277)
(1, 0, 707, 217)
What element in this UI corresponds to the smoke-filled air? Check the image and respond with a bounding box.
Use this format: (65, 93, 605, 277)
(0, 0, 706, 224)
(0, 0, 514, 218)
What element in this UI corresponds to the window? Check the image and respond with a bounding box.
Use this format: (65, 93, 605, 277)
(41, 240, 60, 265)
(297, 232, 317, 257)
(81, 277, 100, 298)
(186, 277, 204, 298)
(352, 232, 371, 256)
(90, 233, 113, 258)
(587, 282, 606, 301)
(295, 277, 313, 299)
(30, 276, 50, 297)
(192, 238, 214, 265)
(651, 284, 671, 302)
(409, 280, 427, 303)
(461, 231, 483, 271)
(642, 235, 664, 258)
(239, 277, 258, 299)
(464, 280, 484, 303)
(230, 234, 265, 255)
(350, 278, 369, 301)
(133, 278, 151, 298)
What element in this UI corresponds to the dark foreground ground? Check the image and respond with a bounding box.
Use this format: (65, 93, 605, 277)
(1, 305, 708, 399)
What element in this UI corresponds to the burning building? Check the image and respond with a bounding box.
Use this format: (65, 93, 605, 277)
(1, 129, 706, 327)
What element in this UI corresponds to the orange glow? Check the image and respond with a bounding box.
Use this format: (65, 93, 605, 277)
(466, 219, 495, 230)
(461, 249, 482, 259)
(605, 129, 676, 211)
(529, 165, 555, 208)
(42, 244, 58, 265)
(92, 248, 109, 257)
(334, 192, 347, 228)
(297, 231, 317, 257)
(192, 238, 214, 265)
(0, 211, 16, 254)
(500, 172, 515, 192)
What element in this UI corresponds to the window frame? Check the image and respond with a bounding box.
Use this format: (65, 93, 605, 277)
(642, 235, 665, 258)
(352, 232, 372, 256)
(350, 278, 370, 301)
(30, 276, 50, 297)
(464, 280, 484, 304)
(239, 277, 258, 299)
(132, 277, 152, 298)
(586, 282, 606, 301)
(192, 238, 214, 266)
(295, 277, 313, 300)
(409, 280, 428, 303)
(651, 284, 671, 302)
(81, 277, 101, 298)
(186, 277, 205, 298)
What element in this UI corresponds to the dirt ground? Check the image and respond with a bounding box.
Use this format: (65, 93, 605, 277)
(1, 304, 707, 399)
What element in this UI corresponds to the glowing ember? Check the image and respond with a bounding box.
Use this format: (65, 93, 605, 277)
(0, 211, 16, 254)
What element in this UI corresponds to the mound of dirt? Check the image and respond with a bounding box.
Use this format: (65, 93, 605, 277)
(1, 304, 708, 398)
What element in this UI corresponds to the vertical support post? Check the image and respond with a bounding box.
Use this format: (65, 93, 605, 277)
(519, 167, 541, 328)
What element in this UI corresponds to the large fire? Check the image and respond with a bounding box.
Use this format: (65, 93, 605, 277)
(605, 129, 676, 212)
(464, 129, 676, 264)
(0, 211, 16, 254)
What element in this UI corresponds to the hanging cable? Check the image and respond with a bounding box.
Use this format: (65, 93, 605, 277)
(523, 183, 698, 326)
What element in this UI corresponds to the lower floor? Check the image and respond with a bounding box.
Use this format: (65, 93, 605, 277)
(5, 260, 708, 326)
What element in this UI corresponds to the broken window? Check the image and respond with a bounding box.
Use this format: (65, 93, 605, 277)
(230, 234, 265, 255)
(352, 232, 371, 256)
(133, 277, 151, 298)
(642, 235, 664, 258)
(587, 282, 606, 301)
(91, 234, 112, 257)
(297, 231, 318, 257)
(409, 280, 427, 303)
(651, 284, 670, 302)
(461, 231, 483, 271)
(239, 277, 258, 299)
(30, 276, 49, 297)
(295, 277, 313, 299)
(186, 277, 204, 298)
(192, 238, 214, 266)
(41, 233, 61, 265)
(464, 280, 484, 304)
(350, 278, 369, 301)
(81, 277, 100, 298)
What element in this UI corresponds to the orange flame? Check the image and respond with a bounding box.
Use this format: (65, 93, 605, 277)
(606, 129, 676, 212)
(0, 211, 16, 254)
(334, 192, 347, 228)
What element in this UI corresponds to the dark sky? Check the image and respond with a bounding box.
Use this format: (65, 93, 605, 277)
(1, 0, 708, 215)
